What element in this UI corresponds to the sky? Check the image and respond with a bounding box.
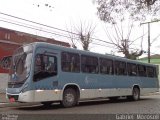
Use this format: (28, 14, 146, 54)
(0, 0, 160, 57)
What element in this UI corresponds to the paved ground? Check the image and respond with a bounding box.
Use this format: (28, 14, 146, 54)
(0, 94, 160, 120)
(0, 94, 160, 114)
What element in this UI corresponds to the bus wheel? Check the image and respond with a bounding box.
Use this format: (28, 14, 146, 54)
(61, 88, 77, 108)
(132, 87, 140, 101)
(128, 87, 140, 101)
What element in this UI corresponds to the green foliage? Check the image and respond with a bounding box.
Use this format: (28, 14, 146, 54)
(139, 58, 160, 64)
(94, 0, 153, 59)
(95, 0, 160, 23)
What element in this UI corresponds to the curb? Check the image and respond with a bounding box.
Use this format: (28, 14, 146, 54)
(0, 102, 41, 108)
(147, 92, 160, 96)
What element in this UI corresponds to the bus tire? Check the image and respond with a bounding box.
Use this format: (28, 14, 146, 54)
(128, 87, 140, 101)
(61, 88, 77, 108)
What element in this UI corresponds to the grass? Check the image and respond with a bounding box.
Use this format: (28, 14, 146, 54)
(138, 59, 160, 64)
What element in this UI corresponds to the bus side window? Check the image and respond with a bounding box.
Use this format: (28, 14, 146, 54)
(127, 63, 137, 76)
(34, 54, 57, 82)
(34, 54, 43, 73)
(138, 65, 146, 77)
(154, 67, 158, 78)
(81, 55, 99, 74)
(46, 56, 57, 73)
(115, 61, 126, 75)
(100, 58, 113, 75)
(61, 52, 80, 73)
(147, 66, 155, 78)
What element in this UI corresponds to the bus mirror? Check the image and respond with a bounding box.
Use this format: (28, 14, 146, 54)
(0, 56, 12, 70)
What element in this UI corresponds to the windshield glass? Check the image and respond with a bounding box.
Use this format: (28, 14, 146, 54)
(9, 45, 33, 82)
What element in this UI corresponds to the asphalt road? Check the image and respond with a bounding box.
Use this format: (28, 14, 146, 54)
(0, 94, 160, 120)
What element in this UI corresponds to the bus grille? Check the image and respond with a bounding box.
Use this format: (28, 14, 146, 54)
(7, 95, 19, 101)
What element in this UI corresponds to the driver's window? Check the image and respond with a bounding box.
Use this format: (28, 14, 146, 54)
(34, 54, 57, 82)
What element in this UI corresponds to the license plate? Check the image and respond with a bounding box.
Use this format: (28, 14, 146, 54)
(9, 98, 15, 102)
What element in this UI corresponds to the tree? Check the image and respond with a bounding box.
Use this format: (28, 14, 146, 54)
(66, 23, 78, 49)
(117, 38, 144, 60)
(95, 0, 160, 23)
(94, 0, 157, 59)
(141, 0, 157, 6)
(103, 21, 144, 60)
(66, 21, 96, 51)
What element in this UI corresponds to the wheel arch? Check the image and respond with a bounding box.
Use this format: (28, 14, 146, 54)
(132, 84, 141, 95)
(61, 83, 81, 100)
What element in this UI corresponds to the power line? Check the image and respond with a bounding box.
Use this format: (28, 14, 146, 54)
(0, 19, 117, 50)
(1, 12, 158, 55)
(140, 20, 160, 63)
(91, 42, 114, 48)
(0, 18, 115, 49)
(129, 32, 148, 46)
(0, 16, 65, 37)
(0, 16, 44, 31)
(0, 12, 78, 35)
(0, 12, 114, 45)
(1, 18, 158, 55)
(0, 19, 79, 40)
(151, 33, 160, 45)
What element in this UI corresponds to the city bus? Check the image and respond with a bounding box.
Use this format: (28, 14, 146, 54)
(6, 42, 159, 107)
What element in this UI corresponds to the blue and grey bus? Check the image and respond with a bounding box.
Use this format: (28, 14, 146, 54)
(6, 42, 159, 107)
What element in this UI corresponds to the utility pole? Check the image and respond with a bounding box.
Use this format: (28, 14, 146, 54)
(148, 23, 150, 63)
(140, 19, 160, 63)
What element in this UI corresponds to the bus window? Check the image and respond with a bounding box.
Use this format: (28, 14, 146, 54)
(34, 54, 57, 81)
(100, 58, 113, 75)
(127, 63, 137, 76)
(147, 66, 155, 78)
(155, 67, 158, 78)
(115, 61, 126, 75)
(81, 55, 98, 74)
(138, 65, 146, 77)
(61, 52, 80, 72)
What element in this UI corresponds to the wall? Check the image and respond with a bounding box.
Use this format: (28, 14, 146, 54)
(0, 73, 9, 102)
(0, 27, 70, 47)
(158, 65, 160, 87)
(0, 73, 9, 93)
(0, 42, 19, 73)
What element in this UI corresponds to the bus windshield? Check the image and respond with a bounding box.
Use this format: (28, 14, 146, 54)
(9, 45, 33, 83)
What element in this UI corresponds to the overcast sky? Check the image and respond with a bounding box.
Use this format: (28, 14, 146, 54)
(0, 0, 160, 57)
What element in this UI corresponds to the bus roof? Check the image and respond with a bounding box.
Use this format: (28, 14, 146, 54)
(32, 42, 157, 67)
